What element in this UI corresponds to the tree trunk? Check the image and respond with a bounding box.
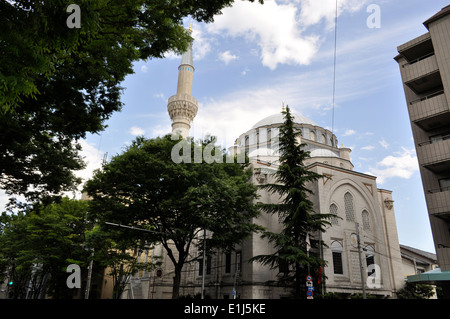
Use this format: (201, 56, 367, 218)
(172, 263, 183, 299)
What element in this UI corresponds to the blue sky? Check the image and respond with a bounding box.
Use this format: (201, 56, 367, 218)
(4, 0, 448, 255)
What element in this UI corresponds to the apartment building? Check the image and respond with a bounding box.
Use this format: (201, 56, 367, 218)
(395, 6, 450, 274)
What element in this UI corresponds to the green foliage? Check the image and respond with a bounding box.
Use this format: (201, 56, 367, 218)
(397, 281, 435, 299)
(0, 198, 92, 299)
(250, 106, 334, 298)
(85, 134, 261, 298)
(0, 0, 264, 205)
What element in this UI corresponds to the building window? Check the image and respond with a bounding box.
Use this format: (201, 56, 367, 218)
(310, 131, 316, 142)
(330, 204, 339, 226)
(331, 241, 344, 275)
(225, 252, 231, 274)
(344, 192, 355, 222)
(365, 245, 375, 278)
(245, 135, 249, 156)
(321, 134, 326, 144)
(236, 252, 242, 274)
(362, 210, 371, 230)
(439, 178, 450, 192)
(198, 256, 211, 276)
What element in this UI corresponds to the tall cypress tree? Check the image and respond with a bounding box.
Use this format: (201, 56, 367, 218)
(251, 106, 334, 298)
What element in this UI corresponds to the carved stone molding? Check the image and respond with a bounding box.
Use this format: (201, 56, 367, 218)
(384, 198, 394, 210)
(167, 99, 198, 121)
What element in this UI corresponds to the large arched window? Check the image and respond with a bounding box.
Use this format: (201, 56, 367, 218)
(344, 192, 355, 222)
(329, 204, 339, 226)
(362, 210, 371, 230)
(331, 241, 344, 275)
(365, 245, 375, 278)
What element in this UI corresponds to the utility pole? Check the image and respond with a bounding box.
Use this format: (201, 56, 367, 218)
(201, 229, 206, 299)
(85, 249, 94, 299)
(355, 222, 366, 299)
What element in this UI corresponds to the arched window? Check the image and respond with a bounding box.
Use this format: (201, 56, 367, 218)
(362, 210, 371, 230)
(321, 134, 326, 144)
(330, 204, 339, 226)
(310, 131, 316, 142)
(365, 245, 375, 278)
(331, 241, 344, 275)
(344, 192, 355, 222)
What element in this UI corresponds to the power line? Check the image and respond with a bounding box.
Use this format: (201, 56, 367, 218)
(331, 0, 338, 136)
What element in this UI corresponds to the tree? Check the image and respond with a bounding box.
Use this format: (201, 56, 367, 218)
(85, 135, 260, 298)
(397, 281, 435, 299)
(0, 0, 264, 205)
(0, 198, 92, 299)
(85, 224, 158, 299)
(250, 106, 334, 298)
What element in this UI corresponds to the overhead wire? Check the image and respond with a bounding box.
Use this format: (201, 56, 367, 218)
(331, 0, 338, 136)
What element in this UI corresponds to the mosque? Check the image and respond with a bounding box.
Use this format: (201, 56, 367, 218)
(144, 34, 405, 299)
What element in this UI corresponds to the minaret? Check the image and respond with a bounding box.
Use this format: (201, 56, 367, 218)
(167, 25, 198, 139)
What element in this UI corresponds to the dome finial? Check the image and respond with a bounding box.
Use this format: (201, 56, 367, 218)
(282, 101, 286, 113)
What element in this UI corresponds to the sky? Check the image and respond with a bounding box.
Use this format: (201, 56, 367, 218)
(3, 0, 449, 255)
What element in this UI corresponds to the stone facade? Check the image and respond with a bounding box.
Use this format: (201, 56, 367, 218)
(140, 111, 405, 299)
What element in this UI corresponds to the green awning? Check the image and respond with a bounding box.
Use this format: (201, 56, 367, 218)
(407, 268, 450, 284)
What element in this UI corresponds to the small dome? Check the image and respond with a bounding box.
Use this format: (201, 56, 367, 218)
(252, 112, 318, 129)
(310, 148, 339, 158)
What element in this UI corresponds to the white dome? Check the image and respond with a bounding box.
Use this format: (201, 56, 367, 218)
(252, 112, 318, 129)
(310, 148, 339, 158)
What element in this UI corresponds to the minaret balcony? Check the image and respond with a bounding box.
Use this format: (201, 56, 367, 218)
(168, 93, 198, 106)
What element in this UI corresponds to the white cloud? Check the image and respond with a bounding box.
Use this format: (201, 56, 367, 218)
(365, 147, 419, 184)
(207, 1, 319, 70)
(379, 138, 389, 150)
(153, 92, 165, 101)
(151, 124, 172, 138)
(343, 129, 356, 136)
(361, 145, 375, 151)
(206, 0, 368, 70)
(64, 140, 104, 199)
(298, 0, 368, 29)
(140, 65, 148, 73)
(129, 126, 145, 136)
(191, 24, 213, 60)
(219, 50, 238, 65)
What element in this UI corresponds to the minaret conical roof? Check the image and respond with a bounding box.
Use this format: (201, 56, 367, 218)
(180, 44, 193, 67)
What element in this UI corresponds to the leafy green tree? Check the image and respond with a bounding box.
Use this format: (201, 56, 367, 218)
(85, 224, 158, 299)
(0, 198, 92, 299)
(397, 281, 435, 299)
(0, 0, 264, 205)
(85, 135, 260, 298)
(251, 106, 334, 298)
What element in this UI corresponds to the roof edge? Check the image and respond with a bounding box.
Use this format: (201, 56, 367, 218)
(424, 5, 450, 29)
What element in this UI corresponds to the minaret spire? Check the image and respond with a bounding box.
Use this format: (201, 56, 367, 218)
(167, 25, 198, 139)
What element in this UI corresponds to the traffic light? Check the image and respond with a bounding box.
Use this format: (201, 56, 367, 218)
(7, 281, 13, 286)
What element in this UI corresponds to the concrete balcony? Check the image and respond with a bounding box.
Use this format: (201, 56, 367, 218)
(426, 189, 450, 216)
(402, 54, 441, 93)
(409, 91, 450, 130)
(418, 138, 450, 173)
